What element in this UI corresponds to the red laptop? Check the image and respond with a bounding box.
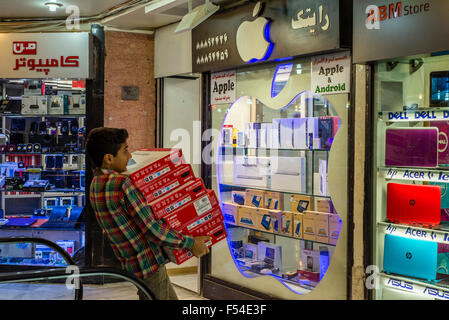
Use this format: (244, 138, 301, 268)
(387, 183, 441, 226)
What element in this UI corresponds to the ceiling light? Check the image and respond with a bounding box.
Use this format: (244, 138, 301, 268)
(175, 0, 219, 33)
(45, 1, 63, 12)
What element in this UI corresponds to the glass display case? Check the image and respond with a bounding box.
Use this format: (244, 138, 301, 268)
(0, 79, 86, 268)
(208, 56, 349, 299)
(372, 53, 449, 300)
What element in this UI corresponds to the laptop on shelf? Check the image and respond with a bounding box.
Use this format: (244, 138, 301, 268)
(387, 183, 441, 227)
(385, 128, 439, 168)
(383, 234, 438, 282)
(4, 217, 38, 227)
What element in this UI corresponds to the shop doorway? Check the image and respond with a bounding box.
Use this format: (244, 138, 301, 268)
(161, 75, 201, 294)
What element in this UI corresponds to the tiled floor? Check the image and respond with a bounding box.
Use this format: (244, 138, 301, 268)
(169, 274, 199, 294)
(0, 280, 207, 300)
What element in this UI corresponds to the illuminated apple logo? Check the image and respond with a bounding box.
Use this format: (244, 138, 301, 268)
(217, 91, 342, 295)
(236, 2, 274, 63)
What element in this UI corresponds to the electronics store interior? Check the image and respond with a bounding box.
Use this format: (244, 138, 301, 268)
(0, 78, 85, 268)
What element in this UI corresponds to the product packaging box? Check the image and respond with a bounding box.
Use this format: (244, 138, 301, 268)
(67, 94, 86, 115)
(221, 202, 239, 225)
(231, 191, 246, 205)
(280, 211, 294, 236)
(255, 209, 282, 233)
(164, 208, 227, 264)
(279, 118, 294, 149)
(219, 160, 234, 185)
(233, 156, 270, 188)
(307, 117, 319, 149)
(293, 118, 307, 149)
(123, 148, 185, 189)
(270, 156, 306, 193)
(149, 178, 208, 221)
(47, 95, 64, 115)
(157, 187, 217, 229)
(139, 164, 195, 203)
(292, 212, 303, 238)
(244, 189, 265, 208)
(265, 191, 283, 210)
(290, 195, 314, 213)
(246, 122, 261, 148)
(318, 117, 337, 150)
(329, 214, 342, 243)
(222, 125, 233, 147)
(21, 95, 48, 115)
(300, 249, 320, 273)
(314, 211, 330, 238)
(260, 123, 272, 149)
(236, 131, 247, 148)
(303, 211, 317, 239)
(315, 197, 334, 213)
(237, 206, 258, 229)
(271, 119, 281, 149)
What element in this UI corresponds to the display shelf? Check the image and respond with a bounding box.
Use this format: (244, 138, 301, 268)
(1, 189, 84, 194)
(0, 225, 84, 231)
(220, 146, 330, 152)
(378, 108, 449, 123)
(219, 183, 330, 198)
(378, 222, 449, 244)
(225, 222, 336, 246)
(380, 272, 449, 299)
(379, 166, 449, 183)
(238, 265, 315, 294)
(0, 114, 85, 118)
(1, 152, 85, 155)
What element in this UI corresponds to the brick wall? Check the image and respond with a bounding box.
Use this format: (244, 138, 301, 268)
(104, 31, 156, 153)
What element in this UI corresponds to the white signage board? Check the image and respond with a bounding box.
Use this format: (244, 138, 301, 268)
(211, 70, 236, 105)
(0, 33, 92, 79)
(311, 51, 350, 95)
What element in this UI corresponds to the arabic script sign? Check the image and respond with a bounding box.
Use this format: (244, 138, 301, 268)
(0, 33, 91, 79)
(211, 70, 236, 105)
(291, 4, 330, 33)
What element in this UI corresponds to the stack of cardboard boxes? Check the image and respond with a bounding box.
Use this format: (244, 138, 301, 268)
(124, 148, 227, 264)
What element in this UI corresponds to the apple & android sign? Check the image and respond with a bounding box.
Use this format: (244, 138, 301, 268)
(311, 51, 351, 95)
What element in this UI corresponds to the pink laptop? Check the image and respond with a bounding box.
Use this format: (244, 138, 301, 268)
(385, 128, 438, 168)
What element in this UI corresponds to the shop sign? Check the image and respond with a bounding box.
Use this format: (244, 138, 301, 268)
(383, 276, 449, 300)
(311, 51, 350, 95)
(354, 0, 449, 63)
(210, 70, 236, 105)
(0, 33, 92, 79)
(192, 0, 344, 73)
(383, 167, 449, 184)
(383, 110, 449, 122)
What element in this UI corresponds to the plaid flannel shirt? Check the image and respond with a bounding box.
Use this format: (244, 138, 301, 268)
(89, 168, 194, 279)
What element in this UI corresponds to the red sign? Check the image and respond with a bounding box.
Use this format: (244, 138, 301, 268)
(13, 41, 37, 55)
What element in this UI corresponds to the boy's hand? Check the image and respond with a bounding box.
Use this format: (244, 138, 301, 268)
(191, 236, 212, 258)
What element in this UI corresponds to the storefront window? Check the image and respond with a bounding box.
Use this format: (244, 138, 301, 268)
(209, 56, 349, 298)
(373, 53, 449, 300)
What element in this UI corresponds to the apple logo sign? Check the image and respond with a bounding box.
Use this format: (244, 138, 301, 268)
(236, 2, 274, 63)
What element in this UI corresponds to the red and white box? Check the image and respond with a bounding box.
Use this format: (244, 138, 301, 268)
(164, 207, 227, 264)
(123, 148, 186, 189)
(149, 178, 209, 220)
(140, 164, 195, 203)
(161, 189, 219, 229)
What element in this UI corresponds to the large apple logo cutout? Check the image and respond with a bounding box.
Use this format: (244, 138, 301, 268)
(236, 2, 274, 63)
(217, 91, 342, 295)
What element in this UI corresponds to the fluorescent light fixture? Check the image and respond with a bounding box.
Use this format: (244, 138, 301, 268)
(175, 0, 219, 33)
(45, 1, 63, 12)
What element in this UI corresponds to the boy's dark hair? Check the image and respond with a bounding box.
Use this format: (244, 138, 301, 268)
(86, 127, 129, 168)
